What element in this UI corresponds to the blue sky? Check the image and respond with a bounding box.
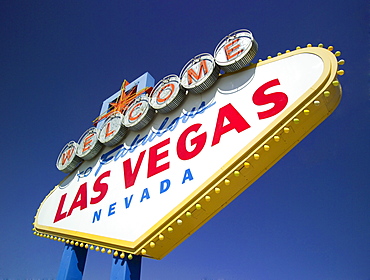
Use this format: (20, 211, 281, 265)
(0, 1, 369, 279)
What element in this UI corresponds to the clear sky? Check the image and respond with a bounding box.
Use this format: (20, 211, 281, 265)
(0, 1, 369, 279)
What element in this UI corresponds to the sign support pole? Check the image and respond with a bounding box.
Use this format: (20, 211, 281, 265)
(111, 254, 142, 280)
(57, 243, 88, 280)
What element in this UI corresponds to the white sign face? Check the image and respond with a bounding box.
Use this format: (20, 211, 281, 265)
(179, 53, 219, 94)
(149, 75, 186, 113)
(215, 30, 253, 63)
(56, 141, 82, 173)
(122, 96, 154, 131)
(35, 47, 342, 259)
(214, 29, 258, 73)
(77, 127, 102, 160)
(98, 112, 127, 147)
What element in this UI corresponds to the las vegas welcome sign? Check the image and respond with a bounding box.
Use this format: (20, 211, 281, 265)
(33, 29, 343, 260)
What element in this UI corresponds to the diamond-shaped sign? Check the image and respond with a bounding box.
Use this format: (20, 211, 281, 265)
(34, 45, 342, 260)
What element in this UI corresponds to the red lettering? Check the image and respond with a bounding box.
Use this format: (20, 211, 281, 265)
(157, 84, 175, 103)
(90, 171, 110, 204)
(53, 171, 112, 223)
(212, 103, 251, 146)
(53, 193, 68, 223)
(187, 60, 209, 85)
(224, 39, 243, 60)
(148, 138, 170, 178)
(67, 183, 88, 217)
(123, 150, 146, 189)
(252, 79, 288, 120)
(61, 147, 74, 165)
(177, 123, 207, 160)
(105, 122, 115, 138)
(129, 103, 143, 121)
(82, 133, 94, 152)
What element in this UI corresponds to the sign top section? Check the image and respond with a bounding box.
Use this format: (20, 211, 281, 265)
(55, 29, 259, 174)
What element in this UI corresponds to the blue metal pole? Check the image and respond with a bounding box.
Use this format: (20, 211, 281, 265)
(111, 254, 142, 280)
(57, 243, 88, 280)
